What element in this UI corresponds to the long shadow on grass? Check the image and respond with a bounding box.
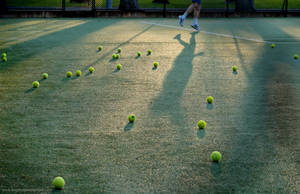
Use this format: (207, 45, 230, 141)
(0, 19, 117, 73)
(210, 19, 300, 193)
(151, 31, 204, 144)
(81, 24, 153, 72)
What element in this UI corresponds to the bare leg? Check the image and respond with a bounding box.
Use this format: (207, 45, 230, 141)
(182, 3, 195, 19)
(193, 4, 201, 25)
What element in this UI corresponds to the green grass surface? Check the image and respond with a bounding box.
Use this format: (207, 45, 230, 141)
(0, 18, 300, 193)
(5, 0, 300, 9)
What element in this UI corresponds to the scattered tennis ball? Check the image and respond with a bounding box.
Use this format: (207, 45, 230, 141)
(137, 51, 141, 57)
(32, 81, 40, 88)
(232, 65, 237, 72)
(66, 71, 72, 77)
(2, 53, 6, 58)
(211, 151, 222, 162)
(117, 64, 122, 70)
(76, 70, 82, 76)
(42, 73, 48, 79)
(98, 45, 102, 51)
(197, 120, 206, 129)
(117, 48, 122, 53)
(89, 67, 95, 73)
(52, 177, 65, 190)
(128, 114, 136, 123)
(206, 96, 214, 104)
(294, 54, 299, 60)
(2, 57, 7, 62)
(116, 54, 120, 59)
(271, 43, 275, 48)
(153, 62, 159, 68)
(148, 49, 152, 55)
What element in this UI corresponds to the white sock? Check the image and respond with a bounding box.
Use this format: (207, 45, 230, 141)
(182, 12, 188, 19)
(193, 18, 198, 25)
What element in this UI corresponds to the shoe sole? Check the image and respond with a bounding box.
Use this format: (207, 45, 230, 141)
(191, 25, 200, 31)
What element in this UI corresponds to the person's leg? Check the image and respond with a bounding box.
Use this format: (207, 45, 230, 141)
(179, 2, 195, 26)
(182, 3, 195, 19)
(193, 3, 200, 25)
(191, 1, 201, 31)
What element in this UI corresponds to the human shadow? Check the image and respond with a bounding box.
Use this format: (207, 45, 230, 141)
(151, 32, 204, 139)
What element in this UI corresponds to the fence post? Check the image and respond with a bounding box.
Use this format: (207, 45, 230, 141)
(62, 0, 66, 11)
(106, 0, 112, 9)
(92, 0, 95, 10)
(285, 0, 288, 17)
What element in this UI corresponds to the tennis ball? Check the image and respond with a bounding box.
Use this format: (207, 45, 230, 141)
(76, 70, 82, 76)
(2, 57, 7, 62)
(112, 54, 117, 59)
(117, 64, 122, 70)
(271, 43, 275, 48)
(211, 151, 222, 162)
(116, 54, 120, 59)
(66, 71, 72, 77)
(42, 73, 48, 79)
(232, 65, 237, 72)
(52, 177, 65, 190)
(137, 51, 141, 57)
(32, 81, 40, 88)
(98, 45, 102, 51)
(153, 62, 159, 68)
(118, 48, 122, 53)
(197, 120, 206, 129)
(294, 54, 299, 60)
(206, 96, 214, 104)
(148, 49, 152, 55)
(128, 114, 136, 123)
(2, 53, 6, 58)
(89, 67, 95, 73)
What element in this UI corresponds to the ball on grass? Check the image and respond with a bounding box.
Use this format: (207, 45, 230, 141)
(117, 64, 122, 70)
(197, 120, 206, 129)
(2, 57, 7, 62)
(128, 114, 136, 123)
(32, 81, 40, 88)
(98, 45, 102, 51)
(118, 48, 122, 53)
(76, 70, 82, 76)
(137, 51, 141, 57)
(153, 62, 159, 68)
(52, 177, 65, 190)
(211, 151, 222, 162)
(42, 73, 48, 79)
(232, 65, 237, 72)
(66, 71, 72, 77)
(206, 96, 214, 104)
(89, 67, 95, 73)
(271, 43, 275, 48)
(148, 49, 152, 55)
(294, 54, 299, 60)
(2, 53, 6, 58)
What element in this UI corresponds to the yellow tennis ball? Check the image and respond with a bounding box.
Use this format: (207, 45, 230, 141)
(197, 120, 206, 129)
(52, 177, 65, 190)
(66, 71, 72, 77)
